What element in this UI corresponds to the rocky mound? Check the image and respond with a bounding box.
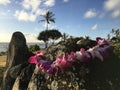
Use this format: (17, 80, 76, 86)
(1, 32, 120, 90)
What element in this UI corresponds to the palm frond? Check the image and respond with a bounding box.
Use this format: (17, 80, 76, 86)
(49, 19, 55, 23)
(38, 20, 45, 23)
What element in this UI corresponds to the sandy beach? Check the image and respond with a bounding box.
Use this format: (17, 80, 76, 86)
(0, 55, 6, 67)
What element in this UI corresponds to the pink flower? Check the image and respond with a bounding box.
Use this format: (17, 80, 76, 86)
(96, 37, 102, 42)
(75, 51, 83, 60)
(36, 51, 44, 58)
(80, 48, 85, 53)
(80, 52, 91, 62)
(28, 56, 37, 64)
(67, 52, 76, 63)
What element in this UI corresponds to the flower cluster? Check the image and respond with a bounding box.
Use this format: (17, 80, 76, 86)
(28, 37, 114, 76)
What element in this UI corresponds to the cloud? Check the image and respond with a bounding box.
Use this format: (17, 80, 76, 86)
(111, 10, 120, 18)
(35, 9, 46, 16)
(91, 24, 98, 30)
(14, 10, 36, 22)
(84, 9, 97, 18)
(24, 34, 40, 42)
(63, 0, 69, 3)
(15, 0, 46, 22)
(0, 0, 10, 5)
(104, 0, 120, 18)
(22, 0, 42, 12)
(104, 0, 120, 11)
(44, 0, 55, 7)
(15, 0, 56, 22)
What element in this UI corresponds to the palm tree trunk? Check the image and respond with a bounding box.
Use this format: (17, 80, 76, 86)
(46, 23, 48, 31)
(45, 23, 48, 48)
(45, 41, 48, 48)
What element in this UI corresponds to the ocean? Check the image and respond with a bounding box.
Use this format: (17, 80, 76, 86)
(0, 42, 45, 52)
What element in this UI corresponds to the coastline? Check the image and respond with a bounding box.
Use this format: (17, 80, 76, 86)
(0, 42, 45, 53)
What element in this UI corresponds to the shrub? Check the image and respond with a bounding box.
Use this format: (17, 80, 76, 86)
(112, 43, 120, 58)
(28, 44, 40, 52)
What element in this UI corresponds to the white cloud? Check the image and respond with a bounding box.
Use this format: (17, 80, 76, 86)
(22, 0, 31, 10)
(0, 0, 10, 5)
(25, 34, 40, 42)
(104, 0, 120, 11)
(15, 0, 45, 22)
(84, 9, 97, 18)
(22, 0, 42, 12)
(104, 0, 120, 18)
(111, 10, 120, 18)
(91, 24, 98, 30)
(14, 10, 36, 22)
(44, 0, 55, 7)
(35, 9, 46, 16)
(63, 0, 69, 3)
(15, 0, 56, 22)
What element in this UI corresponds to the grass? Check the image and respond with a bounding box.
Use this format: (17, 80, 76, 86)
(0, 55, 6, 86)
(0, 55, 6, 67)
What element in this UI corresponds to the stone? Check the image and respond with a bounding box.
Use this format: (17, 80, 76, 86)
(1, 32, 34, 90)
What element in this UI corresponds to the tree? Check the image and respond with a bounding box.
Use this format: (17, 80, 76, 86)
(37, 30, 49, 48)
(39, 11, 55, 30)
(62, 33, 69, 42)
(111, 29, 120, 38)
(108, 29, 120, 42)
(85, 36, 90, 40)
(107, 34, 110, 40)
(28, 44, 40, 52)
(37, 29, 62, 47)
(38, 11, 55, 48)
(49, 29, 62, 44)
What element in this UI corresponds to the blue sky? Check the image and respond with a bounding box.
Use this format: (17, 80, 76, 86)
(0, 0, 120, 42)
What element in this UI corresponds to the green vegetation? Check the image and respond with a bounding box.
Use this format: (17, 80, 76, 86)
(39, 11, 55, 30)
(37, 29, 62, 48)
(28, 44, 40, 52)
(108, 29, 120, 57)
(37, 30, 49, 48)
(108, 29, 120, 42)
(48, 29, 62, 44)
(61, 33, 69, 42)
(38, 11, 61, 48)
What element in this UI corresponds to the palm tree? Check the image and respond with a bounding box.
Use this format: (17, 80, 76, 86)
(85, 36, 90, 40)
(38, 11, 55, 48)
(39, 11, 55, 30)
(62, 33, 69, 42)
(107, 34, 110, 40)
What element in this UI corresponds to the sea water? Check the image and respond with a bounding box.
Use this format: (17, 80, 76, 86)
(0, 42, 45, 53)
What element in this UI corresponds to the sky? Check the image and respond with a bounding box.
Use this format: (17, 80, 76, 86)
(0, 0, 120, 42)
